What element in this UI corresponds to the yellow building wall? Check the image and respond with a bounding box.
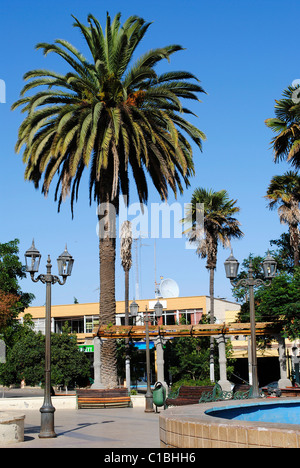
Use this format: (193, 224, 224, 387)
(23, 296, 210, 320)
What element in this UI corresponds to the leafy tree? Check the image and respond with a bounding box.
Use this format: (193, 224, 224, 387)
(232, 254, 265, 304)
(0, 320, 44, 386)
(51, 322, 91, 388)
(0, 239, 34, 310)
(234, 234, 300, 324)
(165, 335, 235, 388)
(270, 232, 295, 274)
(0, 239, 34, 347)
(0, 290, 19, 331)
(0, 319, 91, 388)
(232, 248, 300, 340)
(12, 13, 206, 388)
(166, 334, 211, 383)
(255, 269, 300, 340)
(164, 316, 235, 386)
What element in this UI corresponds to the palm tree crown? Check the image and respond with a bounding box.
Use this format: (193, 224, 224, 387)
(184, 188, 244, 269)
(265, 86, 300, 168)
(265, 171, 300, 266)
(12, 13, 206, 214)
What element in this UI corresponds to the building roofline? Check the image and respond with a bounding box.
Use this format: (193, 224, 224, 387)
(25, 295, 239, 310)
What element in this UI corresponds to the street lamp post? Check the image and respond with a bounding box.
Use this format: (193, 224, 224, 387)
(143, 306, 153, 412)
(224, 250, 277, 398)
(25, 240, 74, 438)
(130, 299, 163, 413)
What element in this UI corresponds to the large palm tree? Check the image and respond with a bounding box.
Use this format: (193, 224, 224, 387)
(12, 13, 206, 387)
(265, 86, 300, 167)
(183, 188, 243, 381)
(265, 171, 300, 267)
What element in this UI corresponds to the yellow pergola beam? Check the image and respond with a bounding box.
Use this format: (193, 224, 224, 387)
(94, 322, 276, 339)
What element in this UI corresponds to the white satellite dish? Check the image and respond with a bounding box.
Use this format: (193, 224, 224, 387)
(160, 278, 179, 298)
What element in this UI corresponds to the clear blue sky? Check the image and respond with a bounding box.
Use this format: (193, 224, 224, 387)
(0, 0, 296, 306)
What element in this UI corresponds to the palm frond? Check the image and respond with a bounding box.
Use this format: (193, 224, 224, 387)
(12, 12, 206, 213)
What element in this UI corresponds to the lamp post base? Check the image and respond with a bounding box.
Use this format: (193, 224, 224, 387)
(145, 393, 154, 413)
(39, 404, 57, 438)
(39, 431, 57, 439)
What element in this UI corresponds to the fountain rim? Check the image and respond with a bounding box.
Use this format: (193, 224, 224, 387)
(205, 398, 300, 426)
(160, 397, 300, 448)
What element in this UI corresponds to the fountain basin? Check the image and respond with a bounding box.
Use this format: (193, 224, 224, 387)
(206, 400, 300, 424)
(159, 398, 300, 448)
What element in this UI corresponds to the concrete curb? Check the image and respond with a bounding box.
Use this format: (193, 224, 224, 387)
(0, 394, 145, 410)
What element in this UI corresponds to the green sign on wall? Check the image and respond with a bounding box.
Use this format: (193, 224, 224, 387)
(78, 345, 94, 353)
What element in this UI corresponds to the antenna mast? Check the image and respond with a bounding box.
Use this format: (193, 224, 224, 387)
(134, 238, 139, 300)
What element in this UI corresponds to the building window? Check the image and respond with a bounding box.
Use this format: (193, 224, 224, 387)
(85, 316, 99, 333)
(32, 318, 46, 334)
(55, 318, 84, 334)
(119, 315, 135, 326)
(162, 309, 203, 326)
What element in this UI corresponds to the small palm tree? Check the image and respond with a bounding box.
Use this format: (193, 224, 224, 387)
(265, 86, 300, 167)
(265, 171, 300, 267)
(120, 220, 132, 388)
(120, 221, 133, 324)
(183, 188, 243, 380)
(12, 13, 206, 388)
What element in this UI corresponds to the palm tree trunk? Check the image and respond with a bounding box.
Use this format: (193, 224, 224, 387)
(209, 267, 215, 382)
(98, 200, 118, 388)
(125, 269, 129, 326)
(290, 224, 300, 267)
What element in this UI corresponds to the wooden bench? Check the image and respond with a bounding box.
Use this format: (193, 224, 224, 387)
(166, 385, 215, 406)
(77, 388, 132, 409)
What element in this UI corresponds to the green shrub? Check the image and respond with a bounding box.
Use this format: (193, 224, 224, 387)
(169, 378, 213, 395)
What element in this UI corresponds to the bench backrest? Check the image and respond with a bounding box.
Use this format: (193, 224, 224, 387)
(233, 384, 251, 394)
(177, 386, 214, 398)
(77, 388, 129, 398)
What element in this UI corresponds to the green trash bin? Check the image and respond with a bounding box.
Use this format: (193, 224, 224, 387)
(153, 381, 167, 412)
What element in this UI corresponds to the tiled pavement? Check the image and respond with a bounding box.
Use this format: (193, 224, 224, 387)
(3, 407, 161, 449)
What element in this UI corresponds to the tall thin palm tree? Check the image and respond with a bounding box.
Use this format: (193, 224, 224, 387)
(120, 220, 132, 388)
(265, 171, 300, 267)
(265, 86, 300, 167)
(12, 13, 206, 387)
(183, 188, 243, 381)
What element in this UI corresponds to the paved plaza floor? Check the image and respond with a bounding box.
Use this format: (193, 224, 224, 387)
(3, 407, 161, 449)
